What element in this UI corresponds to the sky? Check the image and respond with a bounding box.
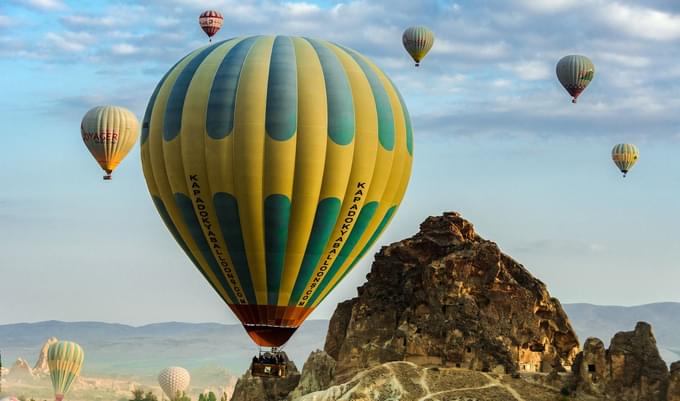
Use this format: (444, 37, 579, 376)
(1, 0, 680, 327)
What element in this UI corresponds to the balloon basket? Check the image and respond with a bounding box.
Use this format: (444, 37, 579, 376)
(103, 174, 112, 180)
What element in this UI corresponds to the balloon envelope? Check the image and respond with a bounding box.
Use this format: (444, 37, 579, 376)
(402, 26, 434, 66)
(47, 341, 84, 401)
(141, 35, 413, 347)
(556, 55, 595, 103)
(612, 143, 639, 176)
(81, 105, 139, 179)
(199, 10, 223, 39)
(158, 367, 190, 399)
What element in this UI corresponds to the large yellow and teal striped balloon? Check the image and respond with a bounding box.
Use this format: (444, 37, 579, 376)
(47, 341, 84, 401)
(402, 26, 434, 67)
(612, 143, 639, 177)
(556, 55, 595, 103)
(141, 36, 413, 348)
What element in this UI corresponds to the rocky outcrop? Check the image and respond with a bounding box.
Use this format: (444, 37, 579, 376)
(33, 337, 58, 375)
(324, 212, 580, 383)
(287, 351, 336, 400)
(295, 361, 599, 401)
(668, 361, 680, 401)
(230, 358, 300, 401)
(573, 322, 671, 400)
(7, 358, 33, 379)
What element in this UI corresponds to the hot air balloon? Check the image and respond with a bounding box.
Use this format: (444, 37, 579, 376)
(81, 105, 139, 180)
(402, 26, 434, 67)
(158, 367, 190, 400)
(612, 143, 639, 177)
(556, 55, 595, 103)
(141, 35, 413, 349)
(47, 341, 84, 401)
(198, 10, 223, 42)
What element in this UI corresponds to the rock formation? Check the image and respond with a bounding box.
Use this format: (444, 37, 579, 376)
(295, 361, 599, 401)
(230, 358, 300, 401)
(573, 321, 674, 401)
(324, 212, 580, 383)
(33, 337, 58, 375)
(7, 358, 33, 379)
(668, 361, 680, 401)
(287, 351, 336, 400)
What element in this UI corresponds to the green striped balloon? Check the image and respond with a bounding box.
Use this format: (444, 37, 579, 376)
(611, 143, 639, 177)
(556, 55, 595, 103)
(47, 341, 84, 401)
(141, 35, 413, 348)
(402, 26, 434, 67)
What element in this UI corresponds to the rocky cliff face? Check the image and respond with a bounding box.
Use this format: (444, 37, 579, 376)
(287, 351, 336, 400)
(668, 362, 680, 401)
(7, 358, 33, 379)
(573, 322, 674, 401)
(324, 212, 580, 383)
(33, 337, 58, 375)
(229, 358, 300, 401)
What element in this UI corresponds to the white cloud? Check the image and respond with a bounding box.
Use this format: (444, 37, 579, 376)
(433, 39, 508, 59)
(44, 31, 95, 53)
(0, 15, 12, 28)
(501, 60, 551, 81)
(599, 2, 680, 41)
(13, 0, 65, 11)
(61, 15, 119, 28)
(111, 43, 139, 56)
(283, 2, 321, 16)
(514, 0, 587, 13)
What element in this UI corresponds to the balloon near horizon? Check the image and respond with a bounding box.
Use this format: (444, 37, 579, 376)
(141, 35, 413, 348)
(47, 340, 84, 401)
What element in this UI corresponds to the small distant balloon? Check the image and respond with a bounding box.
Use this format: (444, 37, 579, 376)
(81, 105, 139, 180)
(199, 10, 223, 41)
(612, 143, 639, 177)
(556, 55, 595, 103)
(47, 341, 84, 401)
(158, 367, 190, 400)
(402, 25, 434, 67)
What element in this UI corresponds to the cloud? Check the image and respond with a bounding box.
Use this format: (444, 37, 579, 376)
(11, 0, 65, 11)
(0, 15, 12, 28)
(111, 43, 140, 56)
(43, 31, 95, 53)
(598, 2, 680, 41)
(514, 0, 586, 13)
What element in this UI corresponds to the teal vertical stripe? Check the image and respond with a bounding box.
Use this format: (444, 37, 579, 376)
(163, 42, 222, 141)
(341, 46, 395, 151)
(265, 36, 297, 141)
(174, 193, 239, 303)
(206, 36, 259, 139)
(213, 193, 258, 305)
(306, 201, 379, 305)
(141, 53, 194, 145)
(305, 38, 355, 146)
(264, 194, 292, 305)
(289, 197, 342, 305)
(326, 206, 397, 296)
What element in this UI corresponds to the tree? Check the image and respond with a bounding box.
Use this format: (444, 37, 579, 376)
(220, 393, 228, 401)
(173, 391, 191, 401)
(144, 391, 158, 401)
(130, 389, 145, 401)
(207, 392, 216, 401)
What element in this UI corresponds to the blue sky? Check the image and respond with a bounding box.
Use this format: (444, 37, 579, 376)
(1, 0, 680, 326)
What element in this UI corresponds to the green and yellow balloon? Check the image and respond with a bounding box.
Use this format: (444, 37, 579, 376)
(141, 35, 413, 348)
(47, 341, 84, 401)
(402, 26, 434, 67)
(612, 143, 639, 177)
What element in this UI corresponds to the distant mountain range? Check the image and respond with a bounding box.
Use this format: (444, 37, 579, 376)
(0, 320, 328, 379)
(1, 303, 678, 380)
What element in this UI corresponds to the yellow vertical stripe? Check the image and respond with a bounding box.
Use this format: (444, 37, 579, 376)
(297, 40, 379, 307)
(232, 36, 275, 304)
(277, 37, 329, 305)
